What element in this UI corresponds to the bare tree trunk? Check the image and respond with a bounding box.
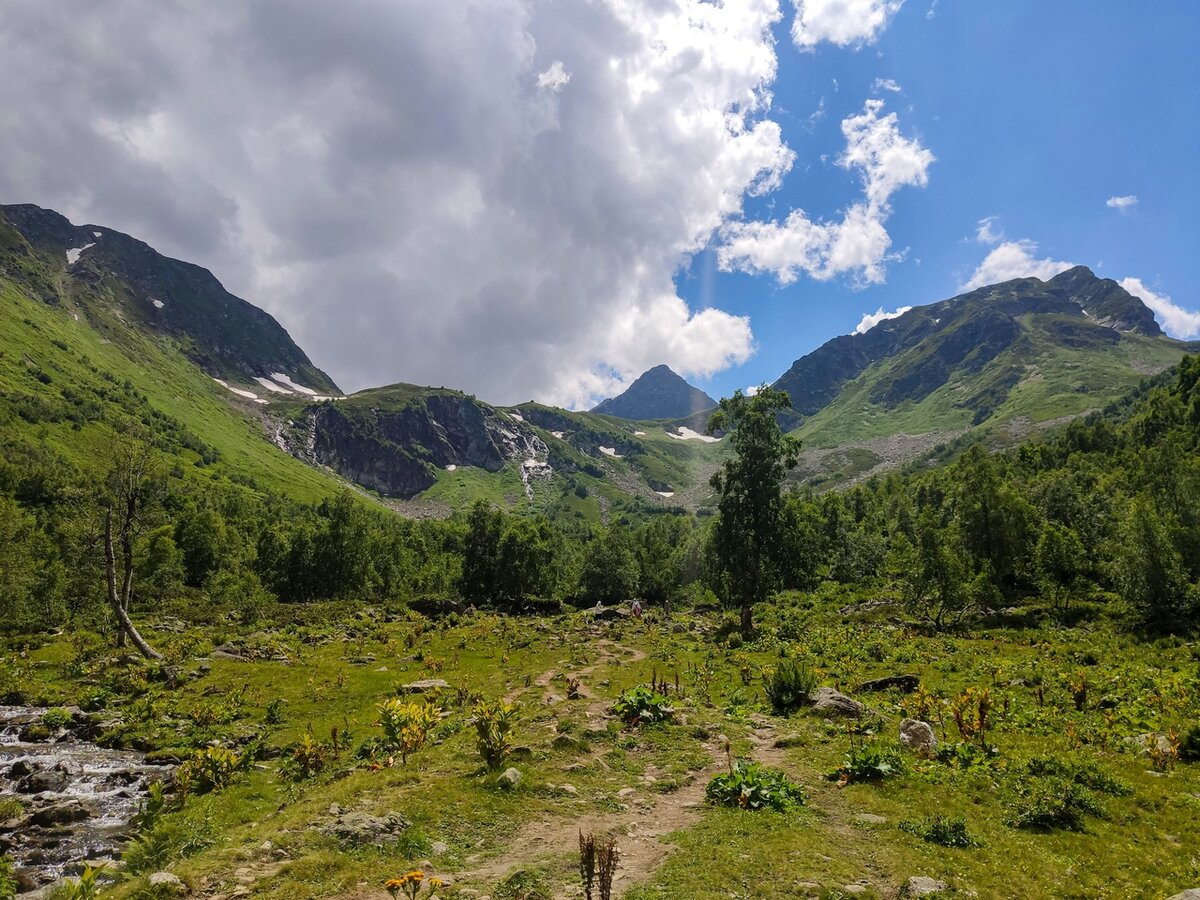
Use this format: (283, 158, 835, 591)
(104, 509, 161, 660)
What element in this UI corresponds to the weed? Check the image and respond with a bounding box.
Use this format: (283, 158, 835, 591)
(123, 813, 217, 874)
(281, 731, 330, 780)
(494, 868, 551, 900)
(59, 863, 106, 900)
(1006, 779, 1105, 831)
(611, 685, 675, 728)
(473, 697, 519, 770)
(40, 707, 73, 729)
(1179, 724, 1200, 762)
(830, 738, 904, 785)
(377, 699, 441, 764)
(174, 746, 240, 797)
(899, 815, 978, 848)
(385, 870, 442, 899)
(0, 798, 23, 822)
(950, 686, 993, 747)
(579, 832, 619, 900)
(0, 854, 15, 900)
(706, 759, 807, 811)
(1021, 756, 1131, 796)
(762, 657, 817, 715)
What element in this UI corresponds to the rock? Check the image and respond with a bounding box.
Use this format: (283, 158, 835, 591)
(842, 886, 869, 896)
(617, 787, 636, 798)
(1134, 732, 1175, 754)
(431, 841, 449, 855)
(852, 813, 888, 826)
(559, 784, 578, 796)
(148, 872, 188, 895)
(398, 679, 451, 695)
(809, 687, 865, 718)
(899, 719, 937, 755)
(18, 770, 72, 794)
(1166, 891, 1200, 900)
(551, 734, 585, 754)
(31, 802, 89, 827)
(590, 605, 630, 622)
(904, 876, 949, 896)
(858, 674, 919, 693)
(9, 760, 34, 778)
(496, 768, 523, 790)
(316, 810, 411, 847)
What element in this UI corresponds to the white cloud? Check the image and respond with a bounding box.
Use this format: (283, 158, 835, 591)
(962, 239, 1075, 291)
(872, 77, 902, 93)
(1106, 194, 1138, 211)
(854, 304, 911, 333)
(0, 0, 812, 408)
(745, 384, 760, 396)
(975, 215, 1003, 244)
(1119, 278, 1200, 339)
(792, 0, 905, 51)
(535, 60, 571, 91)
(718, 98, 933, 285)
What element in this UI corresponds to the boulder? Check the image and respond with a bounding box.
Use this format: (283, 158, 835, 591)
(809, 687, 865, 718)
(496, 768, 523, 790)
(852, 814, 888, 826)
(316, 810, 411, 847)
(398, 679, 451, 695)
(148, 872, 188, 895)
(1166, 891, 1200, 900)
(30, 802, 89, 827)
(858, 674, 920, 694)
(903, 876, 948, 897)
(18, 770, 71, 794)
(899, 719, 937, 755)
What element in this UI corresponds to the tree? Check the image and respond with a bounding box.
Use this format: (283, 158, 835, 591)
(1035, 523, 1086, 614)
(579, 525, 640, 606)
(459, 500, 502, 603)
(101, 435, 163, 659)
(887, 508, 978, 631)
(706, 387, 800, 637)
(1113, 495, 1196, 634)
(495, 516, 561, 605)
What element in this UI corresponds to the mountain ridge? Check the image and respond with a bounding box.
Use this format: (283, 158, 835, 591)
(592, 364, 717, 420)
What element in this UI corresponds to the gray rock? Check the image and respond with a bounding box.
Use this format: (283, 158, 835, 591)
(30, 802, 89, 827)
(431, 841, 449, 855)
(1166, 892, 1200, 900)
(903, 876, 949, 896)
(18, 770, 71, 794)
(316, 810, 411, 847)
(852, 813, 888, 826)
(899, 718, 937, 755)
(148, 872, 188, 895)
(496, 767, 523, 790)
(398, 679, 451, 694)
(858, 674, 920, 693)
(809, 687, 865, 717)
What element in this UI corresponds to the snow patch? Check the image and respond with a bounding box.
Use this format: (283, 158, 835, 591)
(92, 231, 102, 238)
(445, 464, 457, 472)
(65, 243, 95, 265)
(669, 427, 720, 443)
(271, 372, 318, 395)
(655, 491, 676, 498)
(213, 378, 266, 403)
(508, 411, 524, 422)
(151, 299, 165, 309)
(550, 430, 565, 439)
(598, 446, 622, 458)
(633, 430, 647, 436)
(254, 376, 294, 395)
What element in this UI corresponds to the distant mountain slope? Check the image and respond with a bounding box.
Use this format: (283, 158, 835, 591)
(592, 364, 717, 420)
(0, 203, 338, 394)
(773, 267, 1197, 448)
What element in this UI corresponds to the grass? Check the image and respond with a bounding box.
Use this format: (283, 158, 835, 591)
(7, 593, 1200, 900)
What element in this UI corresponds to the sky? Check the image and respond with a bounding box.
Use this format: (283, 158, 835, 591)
(0, 1, 1196, 407)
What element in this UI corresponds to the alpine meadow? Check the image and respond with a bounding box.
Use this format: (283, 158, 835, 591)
(1, 3, 1199, 900)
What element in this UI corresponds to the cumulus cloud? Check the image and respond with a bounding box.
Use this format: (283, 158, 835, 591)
(975, 215, 1003, 244)
(1120, 278, 1200, 339)
(1106, 194, 1138, 211)
(872, 77, 902, 93)
(961, 239, 1075, 291)
(854, 304, 912, 333)
(718, 98, 933, 285)
(792, 0, 905, 51)
(535, 60, 571, 91)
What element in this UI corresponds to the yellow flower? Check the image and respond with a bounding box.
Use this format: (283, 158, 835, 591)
(405, 870, 425, 881)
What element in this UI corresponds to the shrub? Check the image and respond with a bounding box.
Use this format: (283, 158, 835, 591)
(829, 740, 904, 785)
(123, 813, 217, 874)
(41, 707, 73, 729)
(706, 759, 807, 811)
(1021, 756, 1131, 796)
(1006, 779, 1105, 831)
(1179, 725, 1200, 763)
(59, 863, 106, 900)
(0, 854, 16, 900)
(281, 732, 329, 781)
(611, 685, 675, 727)
(0, 798, 23, 822)
(175, 747, 240, 797)
(762, 658, 816, 715)
(899, 815, 977, 848)
(934, 742, 999, 770)
(378, 699, 442, 764)
(473, 697, 519, 770)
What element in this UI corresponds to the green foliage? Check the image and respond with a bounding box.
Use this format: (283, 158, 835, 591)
(1179, 724, 1200, 763)
(1005, 779, 1106, 831)
(0, 798, 23, 822)
(707, 387, 801, 636)
(175, 747, 240, 797)
(40, 706, 73, 729)
(59, 863, 106, 900)
(899, 815, 978, 848)
(1020, 756, 1131, 797)
(123, 812, 217, 875)
(578, 525, 640, 606)
(0, 853, 16, 900)
(705, 759, 807, 811)
(611, 685, 675, 728)
(377, 699, 442, 763)
(762, 658, 816, 715)
(830, 740, 905, 784)
(473, 697, 519, 771)
(1113, 495, 1197, 635)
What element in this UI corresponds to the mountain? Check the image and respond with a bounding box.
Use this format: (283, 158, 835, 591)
(0, 203, 338, 395)
(592, 365, 717, 420)
(773, 267, 1198, 450)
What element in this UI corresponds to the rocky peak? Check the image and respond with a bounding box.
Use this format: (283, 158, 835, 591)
(592, 364, 717, 420)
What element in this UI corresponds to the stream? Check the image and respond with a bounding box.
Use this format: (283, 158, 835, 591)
(0, 706, 172, 892)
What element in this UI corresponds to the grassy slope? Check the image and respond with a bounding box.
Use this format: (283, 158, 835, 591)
(0, 274, 346, 503)
(795, 318, 1190, 449)
(11, 600, 1199, 899)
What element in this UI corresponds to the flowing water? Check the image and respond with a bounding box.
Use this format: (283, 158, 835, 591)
(0, 706, 172, 892)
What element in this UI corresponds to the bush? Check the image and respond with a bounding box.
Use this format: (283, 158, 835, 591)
(280, 733, 329, 781)
(706, 759, 807, 811)
(0, 798, 23, 822)
(0, 854, 16, 900)
(123, 813, 217, 874)
(174, 747, 240, 797)
(41, 707, 73, 729)
(899, 815, 977, 848)
(1021, 755, 1131, 796)
(1006, 779, 1105, 831)
(611, 685, 675, 727)
(1178, 725, 1200, 763)
(473, 697, 519, 771)
(762, 657, 816, 715)
(829, 741, 904, 785)
(378, 699, 441, 764)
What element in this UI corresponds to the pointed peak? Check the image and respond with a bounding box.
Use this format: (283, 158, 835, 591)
(592, 365, 717, 420)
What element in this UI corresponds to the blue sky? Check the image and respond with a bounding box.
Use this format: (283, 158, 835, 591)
(685, 1, 1200, 399)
